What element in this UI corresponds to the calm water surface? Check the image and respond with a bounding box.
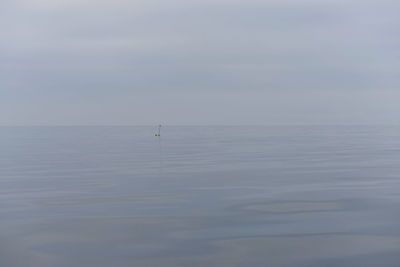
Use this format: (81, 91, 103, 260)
(1, 126, 400, 266)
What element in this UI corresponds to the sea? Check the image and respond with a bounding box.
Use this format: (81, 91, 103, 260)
(1, 125, 400, 266)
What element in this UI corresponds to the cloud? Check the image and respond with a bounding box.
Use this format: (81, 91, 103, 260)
(1, 0, 399, 124)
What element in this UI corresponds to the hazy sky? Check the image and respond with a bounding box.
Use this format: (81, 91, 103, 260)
(1, 0, 399, 125)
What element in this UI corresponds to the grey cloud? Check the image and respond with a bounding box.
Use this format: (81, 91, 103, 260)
(1, 0, 400, 125)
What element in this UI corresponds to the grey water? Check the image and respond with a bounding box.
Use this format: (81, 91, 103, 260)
(1, 126, 400, 267)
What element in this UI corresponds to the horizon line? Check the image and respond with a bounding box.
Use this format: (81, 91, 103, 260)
(1, 123, 400, 127)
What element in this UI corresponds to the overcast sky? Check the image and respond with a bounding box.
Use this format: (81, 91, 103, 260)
(1, 0, 399, 125)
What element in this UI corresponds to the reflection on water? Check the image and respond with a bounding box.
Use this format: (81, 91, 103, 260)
(242, 201, 341, 213)
(1, 126, 400, 266)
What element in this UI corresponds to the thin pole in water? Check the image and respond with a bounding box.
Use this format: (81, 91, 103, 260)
(155, 124, 162, 136)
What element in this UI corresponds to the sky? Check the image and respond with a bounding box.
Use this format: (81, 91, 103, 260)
(1, 0, 399, 125)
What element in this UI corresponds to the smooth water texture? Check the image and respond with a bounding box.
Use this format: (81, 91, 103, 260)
(1, 126, 400, 266)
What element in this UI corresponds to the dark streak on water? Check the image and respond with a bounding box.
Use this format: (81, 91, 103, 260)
(1, 126, 400, 266)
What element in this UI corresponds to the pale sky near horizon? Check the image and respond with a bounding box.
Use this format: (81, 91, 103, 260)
(1, 0, 399, 125)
